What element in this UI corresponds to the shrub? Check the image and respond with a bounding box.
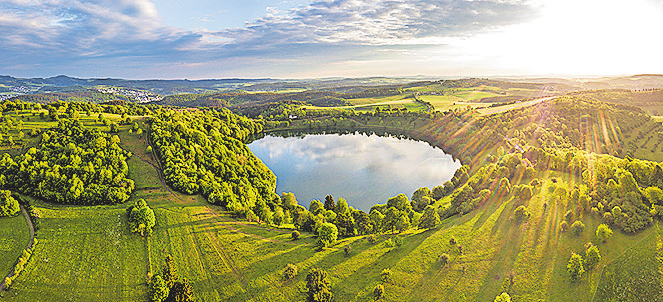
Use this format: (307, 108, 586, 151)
(306, 268, 333, 302)
(316, 223, 338, 250)
(344, 245, 352, 256)
(440, 253, 450, 267)
(373, 284, 384, 300)
(585, 245, 601, 270)
(560, 221, 568, 232)
(567, 252, 585, 281)
(367, 234, 378, 243)
(571, 220, 585, 236)
(596, 224, 613, 243)
(149, 275, 169, 302)
(449, 237, 457, 245)
(564, 210, 574, 222)
(283, 264, 298, 281)
(380, 268, 392, 283)
(291, 230, 300, 240)
(394, 236, 404, 247)
(494, 292, 511, 302)
(514, 205, 530, 222)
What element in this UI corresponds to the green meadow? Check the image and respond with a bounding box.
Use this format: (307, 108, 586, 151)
(2, 92, 663, 301)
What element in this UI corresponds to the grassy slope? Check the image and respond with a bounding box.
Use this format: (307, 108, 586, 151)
(2, 108, 662, 301)
(0, 214, 29, 279)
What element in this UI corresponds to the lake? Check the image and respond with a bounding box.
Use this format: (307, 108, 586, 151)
(247, 132, 461, 212)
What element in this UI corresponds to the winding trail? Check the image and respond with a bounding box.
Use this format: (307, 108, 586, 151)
(0, 205, 36, 292)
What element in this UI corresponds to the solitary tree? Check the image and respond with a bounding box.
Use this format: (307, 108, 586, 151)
(373, 284, 384, 300)
(571, 220, 585, 236)
(596, 224, 613, 243)
(168, 278, 194, 302)
(585, 245, 601, 270)
(128, 199, 156, 236)
(514, 205, 530, 223)
(567, 252, 585, 281)
(306, 268, 333, 302)
(162, 255, 179, 289)
(380, 268, 392, 283)
(316, 223, 338, 250)
(283, 264, 298, 281)
(149, 275, 169, 302)
(494, 292, 511, 302)
(440, 253, 451, 268)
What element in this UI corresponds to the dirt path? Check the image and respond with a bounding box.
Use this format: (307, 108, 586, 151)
(0, 205, 36, 292)
(142, 128, 182, 201)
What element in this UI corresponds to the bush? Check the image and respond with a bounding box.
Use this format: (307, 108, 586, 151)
(306, 268, 333, 302)
(564, 210, 574, 222)
(367, 234, 378, 243)
(567, 252, 585, 281)
(380, 268, 392, 283)
(571, 220, 585, 236)
(127, 199, 156, 236)
(291, 230, 300, 240)
(449, 237, 457, 245)
(149, 275, 169, 302)
(440, 253, 450, 267)
(596, 224, 613, 243)
(560, 221, 568, 232)
(514, 205, 530, 222)
(394, 236, 404, 247)
(373, 284, 384, 300)
(494, 292, 511, 302)
(283, 264, 298, 281)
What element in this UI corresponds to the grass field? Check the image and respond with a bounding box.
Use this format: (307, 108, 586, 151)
(0, 214, 29, 280)
(5, 157, 660, 301)
(1, 111, 662, 301)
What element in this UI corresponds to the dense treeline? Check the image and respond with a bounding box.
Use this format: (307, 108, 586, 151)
(150, 108, 278, 214)
(157, 87, 408, 109)
(0, 99, 156, 118)
(569, 89, 663, 114)
(10, 91, 130, 104)
(0, 118, 134, 204)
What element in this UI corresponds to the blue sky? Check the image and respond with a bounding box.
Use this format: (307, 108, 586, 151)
(1, 0, 662, 79)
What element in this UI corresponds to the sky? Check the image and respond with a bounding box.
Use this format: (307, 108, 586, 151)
(1, 0, 663, 79)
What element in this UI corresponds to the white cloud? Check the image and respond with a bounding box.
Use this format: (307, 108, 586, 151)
(0, 0, 537, 77)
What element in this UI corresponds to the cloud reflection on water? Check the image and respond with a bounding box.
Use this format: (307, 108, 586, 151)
(248, 133, 461, 211)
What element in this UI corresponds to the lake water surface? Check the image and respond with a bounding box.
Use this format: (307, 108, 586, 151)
(248, 132, 461, 211)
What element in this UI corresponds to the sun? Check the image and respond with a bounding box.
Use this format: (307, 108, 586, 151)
(428, 0, 663, 76)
